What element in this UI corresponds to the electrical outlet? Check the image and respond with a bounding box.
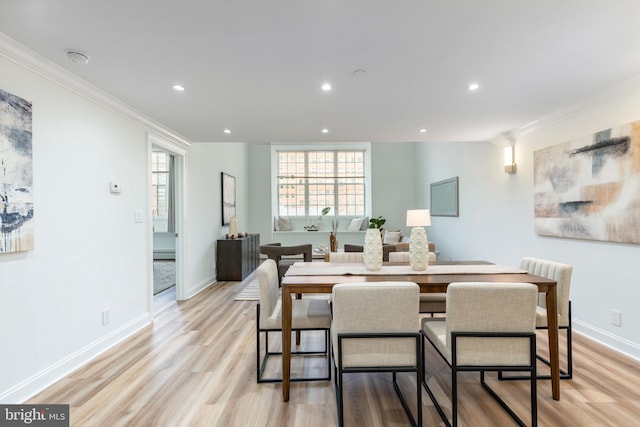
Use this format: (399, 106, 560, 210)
(611, 309, 622, 327)
(102, 308, 110, 325)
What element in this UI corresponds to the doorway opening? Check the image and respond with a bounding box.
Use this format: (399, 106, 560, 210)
(149, 134, 186, 313)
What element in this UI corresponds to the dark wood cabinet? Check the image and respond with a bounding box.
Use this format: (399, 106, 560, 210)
(216, 234, 260, 281)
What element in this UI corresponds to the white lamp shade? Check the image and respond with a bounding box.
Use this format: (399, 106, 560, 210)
(406, 209, 431, 227)
(504, 146, 513, 166)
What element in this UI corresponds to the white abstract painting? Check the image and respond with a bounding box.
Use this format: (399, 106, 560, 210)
(534, 120, 640, 244)
(0, 88, 34, 253)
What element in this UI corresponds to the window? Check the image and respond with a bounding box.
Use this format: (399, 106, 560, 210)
(152, 151, 172, 232)
(276, 149, 367, 217)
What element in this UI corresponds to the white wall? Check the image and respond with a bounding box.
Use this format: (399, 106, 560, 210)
(0, 47, 152, 401)
(184, 142, 249, 292)
(0, 37, 249, 402)
(417, 79, 640, 359)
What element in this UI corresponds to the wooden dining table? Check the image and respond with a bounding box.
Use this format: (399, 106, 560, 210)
(280, 261, 561, 402)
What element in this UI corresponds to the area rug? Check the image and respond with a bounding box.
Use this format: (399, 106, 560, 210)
(235, 276, 260, 301)
(234, 275, 329, 302)
(153, 260, 176, 295)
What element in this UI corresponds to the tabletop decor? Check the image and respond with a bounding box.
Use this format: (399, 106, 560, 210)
(363, 228, 382, 271)
(406, 209, 431, 271)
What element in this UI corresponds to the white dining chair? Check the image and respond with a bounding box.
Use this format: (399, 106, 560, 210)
(332, 282, 422, 427)
(256, 259, 332, 383)
(422, 282, 538, 426)
(388, 252, 444, 316)
(500, 256, 574, 380)
(329, 252, 364, 263)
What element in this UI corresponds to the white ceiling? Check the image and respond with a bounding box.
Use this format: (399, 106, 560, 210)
(2, 1, 640, 144)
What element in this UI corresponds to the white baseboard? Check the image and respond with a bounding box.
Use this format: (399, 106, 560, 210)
(182, 275, 216, 300)
(0, 313, 152, 404)
(574, 320, 640, 362)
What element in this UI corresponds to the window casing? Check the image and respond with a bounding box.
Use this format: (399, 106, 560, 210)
(275, 148, 368, 218)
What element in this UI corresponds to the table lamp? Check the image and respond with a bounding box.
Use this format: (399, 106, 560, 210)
(406, 209, 431, 271)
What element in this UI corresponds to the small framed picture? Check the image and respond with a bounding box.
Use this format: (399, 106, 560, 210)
(221, 172, 236, 225)
(430, 177, 459, 217)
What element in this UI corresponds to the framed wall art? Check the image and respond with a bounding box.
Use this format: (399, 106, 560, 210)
(0, 88, 34, 253)
(430, 177, 459, 217)
(534, 120, 640, 244)
(221, 172, 236, 225)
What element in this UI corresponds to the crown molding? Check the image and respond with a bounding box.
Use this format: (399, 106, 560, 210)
(489, 72, 640, 146)
(0, 33, 191, 149)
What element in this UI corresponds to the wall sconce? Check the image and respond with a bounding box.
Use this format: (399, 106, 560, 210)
(504, 145, 517, 174)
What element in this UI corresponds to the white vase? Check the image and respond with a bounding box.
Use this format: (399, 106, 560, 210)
(409, 227, 428, 271)
(229, 216, 238, 236)
(363, 228, 383, 271)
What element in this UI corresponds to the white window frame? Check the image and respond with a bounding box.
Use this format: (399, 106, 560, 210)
(271, 143, 372, 221)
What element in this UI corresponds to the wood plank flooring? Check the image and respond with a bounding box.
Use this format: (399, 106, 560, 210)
(28, 279, 640, 426)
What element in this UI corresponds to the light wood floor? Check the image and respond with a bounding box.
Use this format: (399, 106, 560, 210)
(28, 279, 640, 426)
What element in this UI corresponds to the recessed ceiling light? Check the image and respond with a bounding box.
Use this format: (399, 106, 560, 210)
(321, 128, 329, 134)
(66, 51, 90, 65)
(172, 84, 185, 92)
(468, 82, 480, 91)
(321, 83, 332, 92)
(419, 128, 427, 133)
(224, 129, 231, 134)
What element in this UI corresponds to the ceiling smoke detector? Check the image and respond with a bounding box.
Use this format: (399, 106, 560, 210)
(352, 69, 367, 78)
(66, 51, 90, 65)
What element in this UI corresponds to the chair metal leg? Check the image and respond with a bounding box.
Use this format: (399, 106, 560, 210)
(479, 336, 537, 426)
(499, 302, 573, 381)
(498, 328, 572, 381)
(256, 304, 330, 383)
(337, 333, 422, 427)
(421, 331, 451, 427)
(423, 331, 537, 427)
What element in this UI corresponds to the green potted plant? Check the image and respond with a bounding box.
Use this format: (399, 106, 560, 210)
(368, 216, 386, 229)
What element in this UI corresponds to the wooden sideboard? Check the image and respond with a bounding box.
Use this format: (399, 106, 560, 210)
(216, 234, 260, 281)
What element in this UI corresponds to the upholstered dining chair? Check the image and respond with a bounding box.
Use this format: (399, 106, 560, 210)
(388, 252, 444, 316)
(500, 257, 574, 381)
(328, 252, 364, 263)
(332, 282, 422, 427)
(422, 282, 538, 427)
(343, 243, 397, 261)
(256, 259, 331, 383)
(388, 251, 436, 263)
(259, 243, 312, 283)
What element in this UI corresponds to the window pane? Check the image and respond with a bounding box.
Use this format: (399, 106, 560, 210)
(152, 151, 170, 232)
(276, 149, 366, 219)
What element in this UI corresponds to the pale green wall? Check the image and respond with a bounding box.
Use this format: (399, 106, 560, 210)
(247, 142, 420, 246)
(415, 79, 640, 358)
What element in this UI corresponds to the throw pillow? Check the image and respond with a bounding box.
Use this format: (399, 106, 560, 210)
(347, 217, 364, 231)
(360, 216, 370, 230)
(276, 216, 294, 231)
(383, 230, 402, 244)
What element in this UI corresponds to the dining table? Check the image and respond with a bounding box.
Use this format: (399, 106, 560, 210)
(280, 260, 561, 402)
